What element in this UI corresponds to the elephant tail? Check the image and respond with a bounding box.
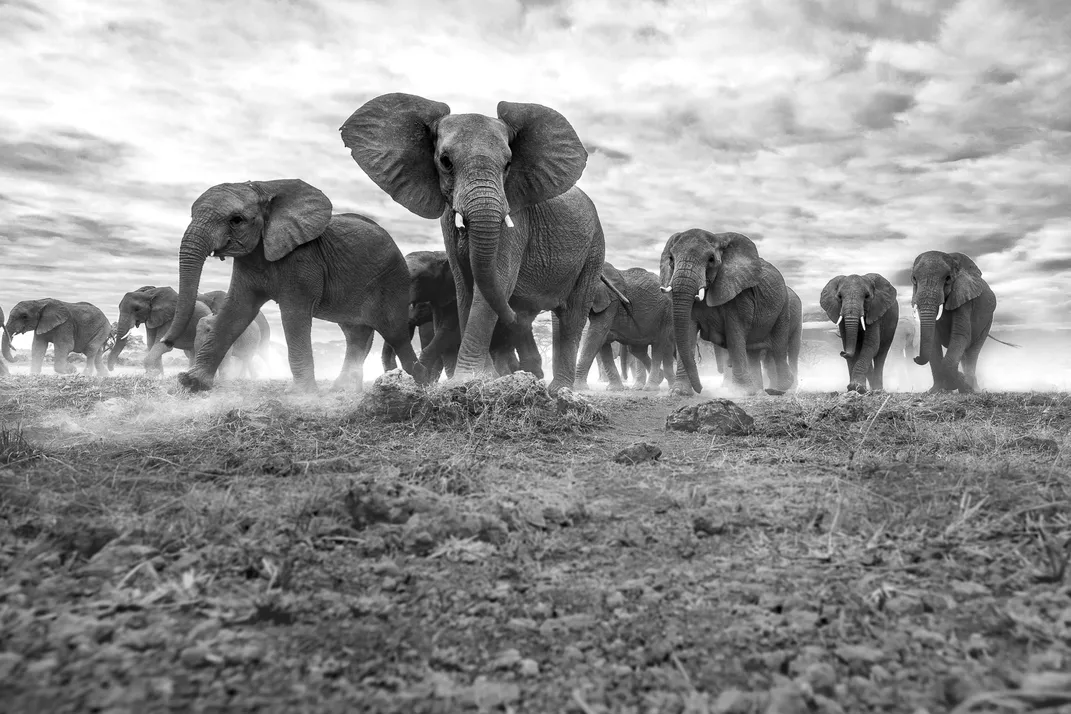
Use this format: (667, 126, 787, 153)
(599, 274, 634, 321)
(987, 334, 1022, 349)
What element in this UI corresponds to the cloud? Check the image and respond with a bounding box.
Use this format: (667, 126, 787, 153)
(0, 0, 1069, 359)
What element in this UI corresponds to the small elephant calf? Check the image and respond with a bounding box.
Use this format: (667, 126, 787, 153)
(194, 314, 261, 380)
(820, 273, 899, 393)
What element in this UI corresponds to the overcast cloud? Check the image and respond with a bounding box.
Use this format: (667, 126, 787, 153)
(2, 0, 1069, 349)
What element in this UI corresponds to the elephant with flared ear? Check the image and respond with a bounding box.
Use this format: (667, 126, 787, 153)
(820, 273, 899, 393)
(197, 289, 273, 367)
(911, 251, 998, 393)
(341, 93, 605, 396)
(3, 298, 111, 375)
(193, 313, 260, 380)
(661, 230, 795, 396)
(575, 263, 675, 392)
(380, 250, 544, 383)
(146, 178, 426, 393)
(109, 286, 212, 373)
(0, 307, 9, 376)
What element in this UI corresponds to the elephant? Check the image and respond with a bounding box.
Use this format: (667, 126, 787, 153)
(709, 286, 802, 392)
(661, 230, 795, 396)
(341, 92, 605, 395)
(108, 286, 213, 373)
(197, 289, 273, 367)
(911, 251, 997, 393)
(575, 263, 674, 392)
(820, 273, 899, 393)
(3, 298, 111, 375)
(600, 342, 651, 387)
(193, 313, 260, 379)
(0, 307, 8, 376)
(148, 178, 427, 393)
(380, 250, 545, 382)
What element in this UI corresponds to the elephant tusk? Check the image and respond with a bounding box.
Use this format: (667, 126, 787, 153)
(504, 214, 515, 229)
(660, 286, 672, 293)
(454, 213, 465, 230)
(936, 304, 944, 321)
(117, 331, 130, 341)
(860, 313, 866, 331)
(836, 315, 843, 326)
(696, 287, 706, 302)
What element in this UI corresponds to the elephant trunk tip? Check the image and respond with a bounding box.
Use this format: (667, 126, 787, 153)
(914, 355, 928, 365)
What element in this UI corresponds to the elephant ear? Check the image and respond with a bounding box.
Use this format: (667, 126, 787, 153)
(144, 287, 176, 329)
(340, 93, 451, 219)
(593, 263, 627, 313)
(705, 232, 763, 307)
(253, 179, 333, 262)
(864, 273, 897, 325)
(498, 101, 587, 212)
(590, 283, 613, 313)
(36, 300, 70, 335)
(819, 277, 845, 323)
(659, 233, 680, 287)
(946, 253, 985, 310)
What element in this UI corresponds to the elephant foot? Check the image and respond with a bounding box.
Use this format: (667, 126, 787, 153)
(408, 362, 431, 387)
(331, 376, 362, 392)
(847, 382, 867, 394)
(670, 385, 695, 398)
(178, 370, 215, 393)
(286, 380, 319, 395)
(547, 378, 572, 397)
(605, 382, 626, 392)
(764, 388, 786, 396)
(573, 381, 591, 392)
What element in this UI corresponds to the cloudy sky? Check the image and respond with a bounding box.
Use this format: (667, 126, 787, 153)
(2, 0, 1069, 354)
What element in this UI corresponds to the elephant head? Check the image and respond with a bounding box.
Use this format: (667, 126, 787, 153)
(819, 274, 897, 359)
(109, 286, 178, 370)
(5, 298, 71, 339)
(409, 301, 434, 327)
(340, 93, 587, 327)
(660, 230, 763, 393)
(911, 251, 985, 366)
(591, 263, 627, 314)
(405, 250, 455, 308)
(159, 179, 332, 351)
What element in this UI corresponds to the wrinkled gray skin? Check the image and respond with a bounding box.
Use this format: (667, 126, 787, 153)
(4, 298, 111, 375)
(193, 313, 260, 379)
(661, 230, 794, 396)
(197, 289, 273, 367)
(600, 343, 649, 386)
(148, 178, 427, 393)
(342, 93, 604, 396)
(108, 286, 212, 373)
(820, 273, 899, 393)
(575, 263, 674, 392)
(380, 250, 543, 382)
(911, 251, 996, 393)
(710, 286, 802, 392)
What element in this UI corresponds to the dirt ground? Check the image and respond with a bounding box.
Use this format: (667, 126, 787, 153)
(1, 372, 1069, 713)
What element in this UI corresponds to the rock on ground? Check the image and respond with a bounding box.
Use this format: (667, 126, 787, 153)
(665, 399, 754, 435)
(613, 441, 662, 464)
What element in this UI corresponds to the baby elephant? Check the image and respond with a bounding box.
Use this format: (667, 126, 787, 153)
(193, 314, 261, 380)
(820, 273, 899, 393)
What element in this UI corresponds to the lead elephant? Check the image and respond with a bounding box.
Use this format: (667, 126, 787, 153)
(911, 251, 996, 393)
(147, 179, 427, 393)
(820, 273, 899, 393)
(108, 286, 213, 373)
(380, 250, 543, 382)
(661, 230, 795, 396)
(3, 298, 110, 375)
(342, 93, 604, 395)
(575, 263, 674, 391)
(0, 307, 9, 376)
(196, 289, 272, 367)
(193, 313, 260, 379)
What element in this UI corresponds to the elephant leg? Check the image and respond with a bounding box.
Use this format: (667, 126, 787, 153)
(94, 347, 108, 376)
(724, 321, 758, 395)
(382, 323, 415, 374)
(52, 336, 75, 375)
(182, 297, 263, 392)
(959, 324, 990, 393)
(334, 323, 375, 391)
(629, 346, 651, 388)
(599, 343, 625, 391)
(765, 350, 792, 396)
(575, 311, 613, 390)
(638, 345, 663, 389)
(416, 321, 444, 381)
(183, 349, 195, 369)
(926, 341, 948, 392)
(377, 320, 426, 385)
(746, 350, 764, 390)
(869, 345, 890, 392)
(513, 328, 542, 379)
(30, 337, 47, 375)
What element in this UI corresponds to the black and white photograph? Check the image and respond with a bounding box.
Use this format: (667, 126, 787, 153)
(2, 0, 1070, 711)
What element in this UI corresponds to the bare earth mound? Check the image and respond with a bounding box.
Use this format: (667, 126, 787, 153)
(1, 375, 1070, 713)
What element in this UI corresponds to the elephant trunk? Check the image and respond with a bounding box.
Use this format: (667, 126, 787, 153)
(840, 314, 861, 359)
(914, 303, 939, 366)
(162, 222, 213, 348)
(670, 264, 704, 393)
(108, 310, 137, 370)
(457, 180, 516, 326)
(1, 324, 14, 362)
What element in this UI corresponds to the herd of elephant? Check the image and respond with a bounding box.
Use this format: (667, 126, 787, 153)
(0, 92, 1012, 397)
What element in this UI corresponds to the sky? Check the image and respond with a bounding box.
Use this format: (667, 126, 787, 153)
(2, 0, 1070, 357)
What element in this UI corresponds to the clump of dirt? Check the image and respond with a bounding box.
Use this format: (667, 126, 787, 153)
(362, 371, 608, 432)
(665, 398, 754, 435)
(613, 441, 662, 464)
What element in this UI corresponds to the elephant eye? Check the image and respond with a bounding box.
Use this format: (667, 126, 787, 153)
(440, 154, 453, 172)
(230, 214, 244, 226)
